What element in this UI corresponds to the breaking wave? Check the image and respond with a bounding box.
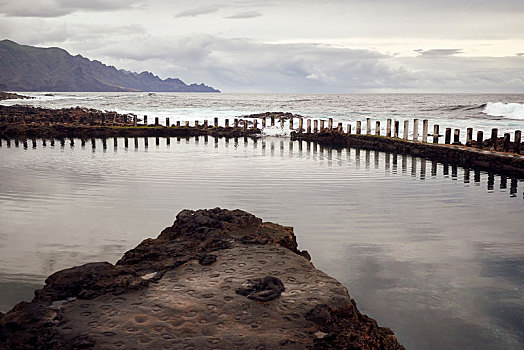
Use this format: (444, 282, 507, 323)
(483, 102, 524, 120)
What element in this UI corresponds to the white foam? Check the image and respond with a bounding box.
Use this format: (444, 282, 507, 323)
(483, 102, 524, 120)
(261, 125, 293, 137)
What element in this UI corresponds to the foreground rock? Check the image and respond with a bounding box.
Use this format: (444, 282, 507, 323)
(0, 208, 404, 349)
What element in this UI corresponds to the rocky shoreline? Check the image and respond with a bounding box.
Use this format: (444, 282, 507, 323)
(0, 208, 404, 349)
(0, 92, 33, 101)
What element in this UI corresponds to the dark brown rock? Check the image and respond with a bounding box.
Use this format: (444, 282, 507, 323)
(0, 208, 404, 350)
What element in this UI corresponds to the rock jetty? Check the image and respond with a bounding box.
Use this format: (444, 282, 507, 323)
(0, 208, 404, 349)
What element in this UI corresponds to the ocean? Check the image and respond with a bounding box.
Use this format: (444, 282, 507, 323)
(1, 93, 523, 349)
(2, 92, 524, 137)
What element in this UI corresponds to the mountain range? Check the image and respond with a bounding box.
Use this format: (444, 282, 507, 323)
(0, 40, 219, 92)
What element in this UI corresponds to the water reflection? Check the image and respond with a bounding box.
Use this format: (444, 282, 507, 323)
(0, 136, 523, 350)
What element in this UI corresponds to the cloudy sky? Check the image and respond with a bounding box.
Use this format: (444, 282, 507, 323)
(1, 0, 523, 92)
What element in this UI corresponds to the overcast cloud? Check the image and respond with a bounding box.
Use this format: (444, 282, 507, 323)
(1, 0, 523, 92)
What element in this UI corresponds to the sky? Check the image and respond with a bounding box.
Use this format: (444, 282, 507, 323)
(1, 0, 523, 93)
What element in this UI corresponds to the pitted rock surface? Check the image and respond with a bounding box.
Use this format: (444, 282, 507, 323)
(0, 208, 404, 349)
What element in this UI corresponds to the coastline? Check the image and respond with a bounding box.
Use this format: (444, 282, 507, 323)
(0, 208, 405, 349)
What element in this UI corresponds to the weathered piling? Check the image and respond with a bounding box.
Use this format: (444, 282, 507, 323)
(403, 120, 409, 140)
(394, 121, 399, 138)
(133, 116, 137, 127)
(203, 120, 208, 128)
(102, 138, 107, 150)
(32, 139, 37, 148)
(299, 118, 303, 132)
(433, 125, 440, 144)
(356, 121, 362, 135)
(445, 128, 451, 144)
(225, 119, 229, 128)
(80, 139, 85, 147)
(375, 121, 381, 136)
(176, 121, 181, 127)
(453, 129, 460, 145)
(124, 137, 129, 148)
(253, 119, 258, 129)
(466, 128, 473, 146)
(366, 118, 371, 135)
(387, 119, 392, 137)
(156, 136, 160, 146)
(113, 137, 117, 148)
(195, 121, 199, 128)
(515, 130, 522, 154)
(144, 116, 148, 126)
(328, 118, 333, 131)
(69, 138, 74, 147)
(134, 137, 139, 148)
(243, 120, 248, 131)
(234, 119, 239, 129)
(262, 117, 266, 128)
(185, 121, 189, 127)
(280, 117, 284, 129)
(166, 118, 170, 127)
(477, 131, 483, 149)
(337, 123, 343, 133)
(166, 137, 171, 145)
(320, 120, 325, 131)
(503, 133, 510, 152)
(314, 120, 318, 133)
(347, 124, 351, 135)
(290, 117, 294, 130)
(144, 137, 149, 148)
(413, 119, 419, 141)
(91, 138, 96, 149)
(214, 118, 219, 127)
(271, 116, 275, 127)
(422, 120, 428, 142)
(307, 119, 312, 133)
(491, 128, 498, 150)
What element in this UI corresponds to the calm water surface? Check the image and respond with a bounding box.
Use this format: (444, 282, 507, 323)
(0, 137, 523, 349)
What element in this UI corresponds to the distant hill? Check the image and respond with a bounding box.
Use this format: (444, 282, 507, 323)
(0, 40, 219, 92)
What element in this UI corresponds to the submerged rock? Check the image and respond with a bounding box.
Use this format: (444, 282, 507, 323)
(0, 208, 404, 349)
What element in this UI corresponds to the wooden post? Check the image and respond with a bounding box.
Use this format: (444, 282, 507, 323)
(42, 139, 46, 147)
(328, 118, 333, 131)
(394, 121, 399, 138)
(433, 125, 439, 143)
(154, 117, 159, 126)
(466, 128, 473, 146)
(225, 119, 229, 128)
(185, 121, 189, 127)
(144, 115, 148, 126)
(102, 138, 107, 150)
(307, 119, 312, 133)
(176, 121, 180, 127)
(134, 137, 139, 148)
(91, 138, 96, 149)
(403, 120, 409, 139)
(289, 117, 294, 129)
(195, 120, 199, 128)
(203, 120, 208, 128)
(271, 116, 275, 126)
(445, 128, 451, 144)
(453, 129, 460, 144)
(356, 121, 362, 135)
(366, 118, 371, 135)
(124, 137, 128, 148)
(491, 128, 498, 150)
(133, 116, 137, 127)
(299, 118, 303, 132)
(156, 136, 160, 146)
(234, 119, 240, 128)
(32, 139, 37, 148)
(515, 130, 521, 154)
(166, 118, 170, 127)
(319, 120, 324, 131)
(23, 140, 28, 149)
(113, 137, 117, 148)
(413, 119, 419, 141)
(80, 139, 84, 147)
(422, 120, 428, 142)
(262, 117, 266, 128)
(477, 131, 483, 149)
(386, 119, 392, 137)
(314, 120, 318, 133)
(166, 137, 171, 145)
(280, 117, 284, 129)
(243, 120, 248, 131)
(144, 137, 148, 148)
(503, 133, 510, 152)
(375, 121, 380, 136)
(214, 117, 219, 127)
(347, 124, 351, 134)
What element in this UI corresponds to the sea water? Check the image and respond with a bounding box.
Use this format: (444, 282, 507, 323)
(1, 93, 524, 349)
(0, 135, 523, 349)
(2, 92, 524, 138)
